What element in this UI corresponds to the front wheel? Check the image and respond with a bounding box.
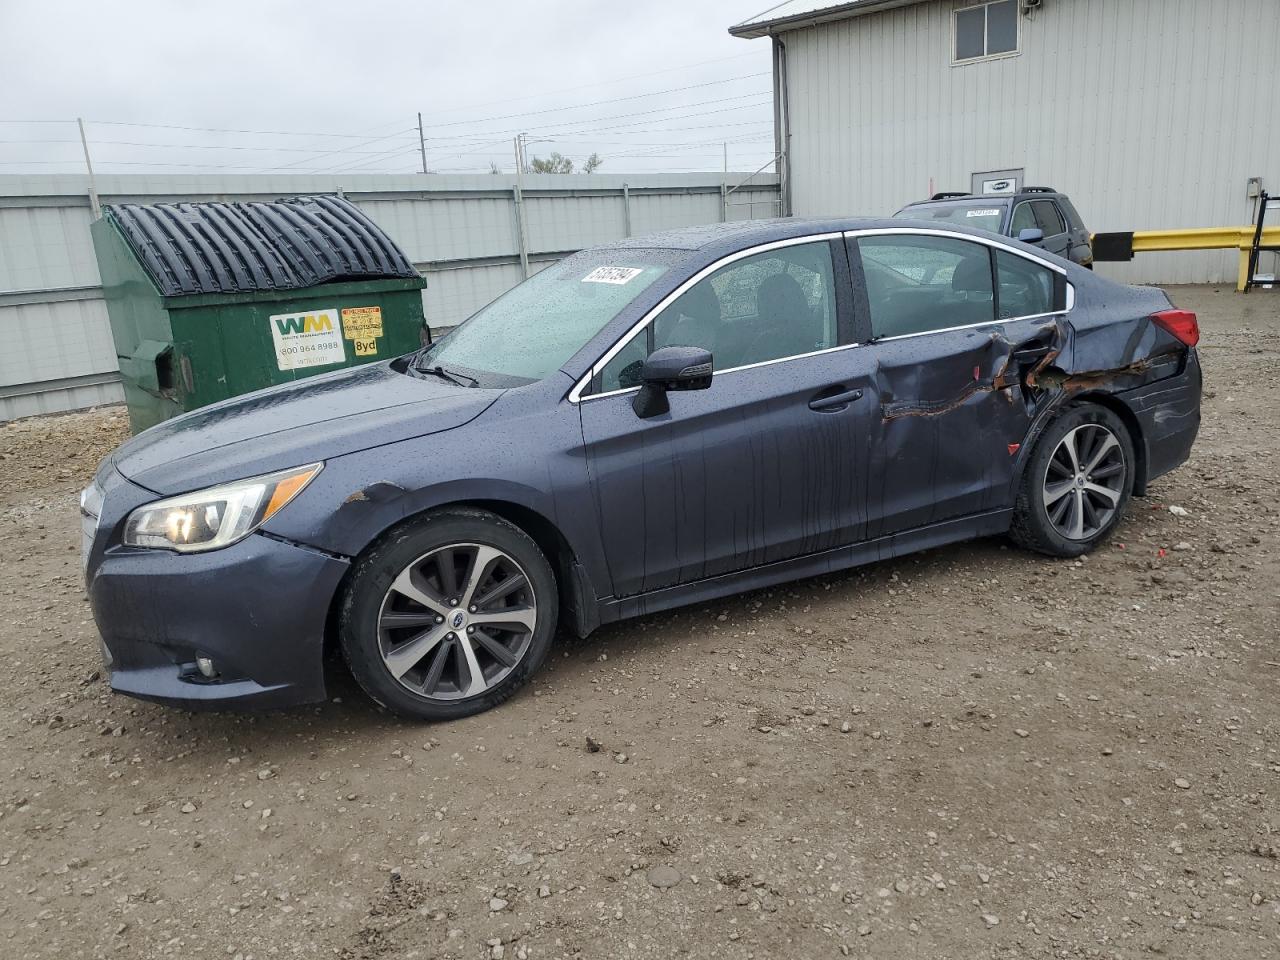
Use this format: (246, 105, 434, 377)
(1010, 404, 1135, 558)
(339, 509, 557, 720)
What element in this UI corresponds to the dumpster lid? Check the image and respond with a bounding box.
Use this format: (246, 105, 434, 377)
(103, 195, 419, 297)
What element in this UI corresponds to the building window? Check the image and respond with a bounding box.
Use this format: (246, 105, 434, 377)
(954, 0, 1019, 63)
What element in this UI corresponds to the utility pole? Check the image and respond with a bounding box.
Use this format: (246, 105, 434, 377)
(77, 117, 101, 219)
(512, 134, 530, 279)
(417, 112, 428, 175)
(513, 132, 528, 176)
(721, 142, 729, 222)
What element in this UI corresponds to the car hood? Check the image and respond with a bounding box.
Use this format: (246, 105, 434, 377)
(111, 361, 501, 494)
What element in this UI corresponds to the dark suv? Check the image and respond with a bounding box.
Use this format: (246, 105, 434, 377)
(894, 188, 1093, 266)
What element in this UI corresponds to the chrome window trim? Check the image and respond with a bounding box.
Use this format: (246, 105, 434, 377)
(568, 227, 1075, 405)
(578, 341, 863, 403)
(869, 310, 1068, 345)
(568, 232, 844, 403)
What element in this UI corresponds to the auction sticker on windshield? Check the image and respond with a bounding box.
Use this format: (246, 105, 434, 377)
(582, 266, 644, 285)
(967, 209, 1002, 218)
(270, 308, 346, 370)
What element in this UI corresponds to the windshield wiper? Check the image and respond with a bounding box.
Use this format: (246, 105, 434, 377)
(419, 364, 478, 388)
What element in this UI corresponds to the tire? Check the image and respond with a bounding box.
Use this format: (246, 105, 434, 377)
(1010, 403, 1135, 558)
(339, 508, 558, 721)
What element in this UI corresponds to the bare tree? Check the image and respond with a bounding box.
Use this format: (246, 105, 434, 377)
(527, 151, 604, 174)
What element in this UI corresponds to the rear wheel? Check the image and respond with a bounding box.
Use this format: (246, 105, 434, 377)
(1010, 404, 1134, 557)
(340, 509, 557, 720)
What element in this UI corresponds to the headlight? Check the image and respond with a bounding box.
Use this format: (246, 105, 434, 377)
(123, 463, 322, 553)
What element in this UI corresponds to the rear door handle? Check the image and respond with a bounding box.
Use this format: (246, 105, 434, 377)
(808, 387, 863, 411)
(1012, 341, 1053, 365)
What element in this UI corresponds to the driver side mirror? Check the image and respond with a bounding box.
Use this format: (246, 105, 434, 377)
(1017, 227, 1045, 245)
(632, 345, 713, 419)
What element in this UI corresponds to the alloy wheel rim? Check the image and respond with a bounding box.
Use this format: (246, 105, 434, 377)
(377, 542, 537, 701)
(1042, 423, 1126, 541)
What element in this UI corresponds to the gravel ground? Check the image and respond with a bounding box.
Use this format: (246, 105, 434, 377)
(1, 285, 1277, 960)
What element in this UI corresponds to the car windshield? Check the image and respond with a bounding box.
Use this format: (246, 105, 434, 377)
(895, 201, 1007, 234)
(414, 249, 676, 386)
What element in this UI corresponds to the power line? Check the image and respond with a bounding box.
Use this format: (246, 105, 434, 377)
(419, 73, 769, 131)
(0, 136, 416, 154)
(418, 92, 773, 145)
(418, 51, 765, 119)
(251, 126, 417, 174)
(75, 117, 414, 139)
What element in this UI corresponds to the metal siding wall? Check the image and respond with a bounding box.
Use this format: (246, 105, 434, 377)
(0, 205, 99, 290)
(783, 0, 1280, 284)
(628, 191, 722, 235)
(421, 262, 528, 332)
(524, 193, 626, 253)
(354, 196, 518, 263)
(0, 298, 117, 385)
(0, 381, 123, 421)
(0, 172, 778, 420)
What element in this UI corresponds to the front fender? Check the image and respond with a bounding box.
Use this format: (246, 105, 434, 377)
(260, 383, 612, 607)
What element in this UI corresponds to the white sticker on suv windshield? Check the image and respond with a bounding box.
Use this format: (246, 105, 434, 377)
(967, 209, 1001, 217)
(582, 266, 644, 285)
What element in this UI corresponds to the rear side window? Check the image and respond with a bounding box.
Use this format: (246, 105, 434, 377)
(995, 250, 1056, 318)
(857, 235, 995, 338)
(1057, 197, 1087, 232)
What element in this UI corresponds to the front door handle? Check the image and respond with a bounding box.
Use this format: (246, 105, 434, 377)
(809, 387, 863, 412)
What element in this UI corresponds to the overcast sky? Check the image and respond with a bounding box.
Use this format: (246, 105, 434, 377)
(0, 1, 776, 177)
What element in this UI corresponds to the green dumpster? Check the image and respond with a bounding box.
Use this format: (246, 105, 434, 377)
(91, 194, 428, 433)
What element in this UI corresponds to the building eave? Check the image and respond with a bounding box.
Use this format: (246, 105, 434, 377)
(729, 0, 929, 38)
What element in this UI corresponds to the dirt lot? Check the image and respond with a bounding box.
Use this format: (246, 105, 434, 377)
(1, 285, 1277, 960)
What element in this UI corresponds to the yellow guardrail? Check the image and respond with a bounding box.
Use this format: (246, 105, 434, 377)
(1092, 226, 1280, 291)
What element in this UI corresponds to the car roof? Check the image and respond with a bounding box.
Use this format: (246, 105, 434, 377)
(903, 190, 1067, 208)
(598, 216, 909, 253)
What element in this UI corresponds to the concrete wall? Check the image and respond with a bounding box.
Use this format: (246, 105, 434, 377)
(0, 172, 780, 420)
(777, 0, 1280, 285)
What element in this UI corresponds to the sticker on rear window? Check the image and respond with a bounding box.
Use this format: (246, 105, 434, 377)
(967, 209, 1001, 217)
(582, 266, 644, 285)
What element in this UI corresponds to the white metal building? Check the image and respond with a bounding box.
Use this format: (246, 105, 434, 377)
(732, 0, 1280, 284)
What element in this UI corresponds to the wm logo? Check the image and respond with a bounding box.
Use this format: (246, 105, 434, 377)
(274, 314, 332, 335)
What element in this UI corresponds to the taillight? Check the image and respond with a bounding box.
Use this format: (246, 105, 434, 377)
(1152, 309, 1199, 348)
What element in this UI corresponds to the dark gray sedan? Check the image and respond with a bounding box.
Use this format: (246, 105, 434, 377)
(82, 218, 1201, 721)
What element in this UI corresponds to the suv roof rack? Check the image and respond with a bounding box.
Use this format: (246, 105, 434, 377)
(929, 191, 972, 200)
(1021, 186, 1059, 194)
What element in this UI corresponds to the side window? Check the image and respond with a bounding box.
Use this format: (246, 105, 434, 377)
(594, 240, 838, 392)
(954, 0, 1018, 62)
(597, 329, 649, 393)
(857, 235, 995, 339)
(1032, 201, 1066, 237)
(1010, 202, 1037, 235)
(1057, 197, 1086, 233)
(995, 250, 1056, 319)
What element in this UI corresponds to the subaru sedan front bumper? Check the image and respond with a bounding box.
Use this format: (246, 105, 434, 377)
(84, 466, 349, 710)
